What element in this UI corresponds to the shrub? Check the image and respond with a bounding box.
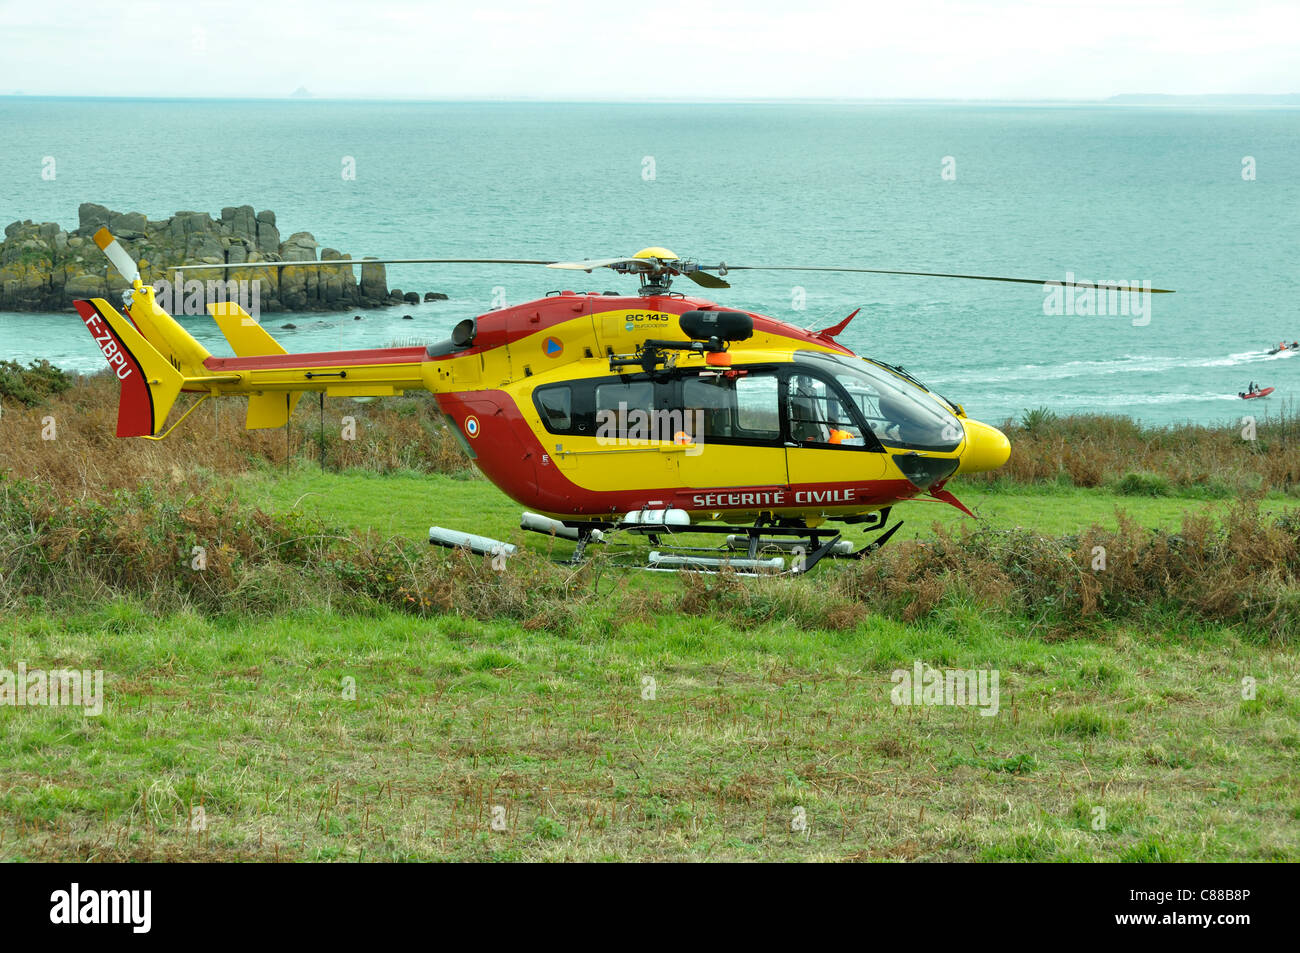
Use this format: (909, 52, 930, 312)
(0, 359, 72, 407)
(1115, 471, 1171, 497)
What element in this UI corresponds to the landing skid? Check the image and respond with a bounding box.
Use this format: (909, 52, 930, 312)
(530, 507, 900, 575)
(430, 508, 901, 575)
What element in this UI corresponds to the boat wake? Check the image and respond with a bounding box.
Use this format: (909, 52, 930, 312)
(932, 348, 1296, 386)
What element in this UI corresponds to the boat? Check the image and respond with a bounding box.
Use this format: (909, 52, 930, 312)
(1240, 387, 1275, 399)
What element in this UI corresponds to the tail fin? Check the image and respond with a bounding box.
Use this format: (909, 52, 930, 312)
(210, 302, 304, 429)
(92, 227, 212, 378)
(209, 302, 286, 357)
(74, 299, 184, 437)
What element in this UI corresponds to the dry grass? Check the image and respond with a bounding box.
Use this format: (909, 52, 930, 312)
(0, 372, 467, 500)
(673, 501, 1300, 641)
(976, 407, 1300, 496)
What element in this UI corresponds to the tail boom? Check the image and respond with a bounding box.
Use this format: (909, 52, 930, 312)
(77, 226, 433, 438)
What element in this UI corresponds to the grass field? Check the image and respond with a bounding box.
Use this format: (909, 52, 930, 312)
(2, 466, 1297, 861)
(233, 463, 1299, 557)
(2, 370, 1297, 861)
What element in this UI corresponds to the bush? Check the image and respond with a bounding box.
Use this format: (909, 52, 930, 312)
(0, 360, 72, 407)
(1115, 471, 1171, 497)
(0, 472, 595, 621)
(831, 502, 1299, 641)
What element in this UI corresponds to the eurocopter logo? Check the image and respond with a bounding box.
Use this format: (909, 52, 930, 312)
(151, 273, 262, 320)
(0, 663, 103, 716)
(1042, 273, 1154, 326)
(596, 402, 704, 455)
(50, 883, 151, 933)
(890, 660, 999, 717)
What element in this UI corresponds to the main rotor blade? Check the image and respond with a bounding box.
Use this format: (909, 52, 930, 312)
(706, 264, 1175, 293)
(175, 258, 558, 272)
(684, 269, 730, 289)
(546, 258, 640, 271)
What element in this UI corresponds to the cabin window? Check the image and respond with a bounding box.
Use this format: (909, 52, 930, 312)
(679, 371, 782, 442)
(682, 376, 734, 439)
(535, 385, 572, 431)
(734, 374, 781, 438)
(594, 380, 655, 435)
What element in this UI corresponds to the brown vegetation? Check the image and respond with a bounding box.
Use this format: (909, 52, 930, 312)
(977, 406, 1300, 496)
(0, 371, 467, 498)
(2, 375, 1298, 639)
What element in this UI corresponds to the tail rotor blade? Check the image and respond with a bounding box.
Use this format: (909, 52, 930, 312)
(93, 228, 141, 285)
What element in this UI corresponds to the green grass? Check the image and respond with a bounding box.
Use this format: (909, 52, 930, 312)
(233, 462, 1294, 553)
(1, 599, 1295, 861)
(1, 465, 1295, 861)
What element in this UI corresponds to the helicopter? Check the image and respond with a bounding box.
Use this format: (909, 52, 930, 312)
(73, 229, 1172, 573)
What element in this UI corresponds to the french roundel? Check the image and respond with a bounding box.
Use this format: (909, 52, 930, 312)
(464, 415, 480, 438)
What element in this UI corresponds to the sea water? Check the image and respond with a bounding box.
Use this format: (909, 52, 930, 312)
(2, 98, 1298, 426)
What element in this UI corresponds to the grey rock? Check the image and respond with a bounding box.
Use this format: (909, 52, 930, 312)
(360, 258, 388, 300)
(77, 203, 112, 232)
(256, 217, 280, 254)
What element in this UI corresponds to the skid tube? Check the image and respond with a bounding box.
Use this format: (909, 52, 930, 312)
(529, 508, 903, 575)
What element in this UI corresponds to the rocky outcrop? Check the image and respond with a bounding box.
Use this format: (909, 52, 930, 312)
(0, 203, 440, 313)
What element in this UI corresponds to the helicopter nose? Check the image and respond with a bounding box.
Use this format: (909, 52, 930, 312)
(957, 418, 1011, 474)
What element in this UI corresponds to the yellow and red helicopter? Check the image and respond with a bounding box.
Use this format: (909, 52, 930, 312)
(72, 229, 1167, 572)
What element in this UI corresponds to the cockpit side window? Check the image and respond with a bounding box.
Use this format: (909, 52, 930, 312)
(794, 351, 963, 452)
(783, 371, 878, 449)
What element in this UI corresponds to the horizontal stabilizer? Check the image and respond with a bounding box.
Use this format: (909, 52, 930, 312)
(207, 302, 303, 427)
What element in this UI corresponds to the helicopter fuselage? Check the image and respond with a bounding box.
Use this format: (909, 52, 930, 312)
(412, 289, 1009, 524)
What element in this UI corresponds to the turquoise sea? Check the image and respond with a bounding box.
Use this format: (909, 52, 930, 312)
(2, 98, 1298, 426)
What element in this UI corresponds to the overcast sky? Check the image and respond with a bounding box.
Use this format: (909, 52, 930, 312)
(2, 0, 1297, 100)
